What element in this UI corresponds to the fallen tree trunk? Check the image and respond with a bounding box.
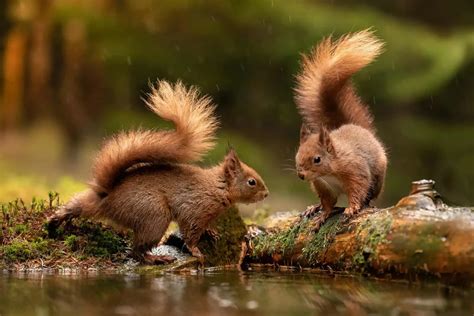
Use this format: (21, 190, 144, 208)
(242, 181, 474, 285)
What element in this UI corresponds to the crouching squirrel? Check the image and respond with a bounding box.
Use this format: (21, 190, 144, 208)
(48, 81, 269, 264)
(294, 29, 388, 229)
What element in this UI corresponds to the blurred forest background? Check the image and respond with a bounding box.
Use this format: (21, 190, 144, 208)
(0, 0, 473, 212)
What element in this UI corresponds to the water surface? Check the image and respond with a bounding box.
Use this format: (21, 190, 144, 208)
(0, 270, 472, 315)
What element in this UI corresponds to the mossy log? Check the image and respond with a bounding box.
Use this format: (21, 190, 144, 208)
(243, 183, 474, 284)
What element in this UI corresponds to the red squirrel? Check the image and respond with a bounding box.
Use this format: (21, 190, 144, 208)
(48, 81, 269, 264)
(294, 29, 387, 229)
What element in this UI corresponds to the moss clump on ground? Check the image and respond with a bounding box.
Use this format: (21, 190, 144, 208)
(198, 207, 248, 266)
(0, 193, 132, 270)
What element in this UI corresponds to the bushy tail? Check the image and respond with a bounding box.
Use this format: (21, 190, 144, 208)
(92, 81, 219, 193)
(294, 29, 384, 131)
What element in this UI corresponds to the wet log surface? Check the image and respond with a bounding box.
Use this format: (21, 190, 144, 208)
(242, 202, 474, 285)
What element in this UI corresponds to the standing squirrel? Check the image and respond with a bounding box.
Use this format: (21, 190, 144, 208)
(48, 81, 269, 264)
(294, 29, 387, 229)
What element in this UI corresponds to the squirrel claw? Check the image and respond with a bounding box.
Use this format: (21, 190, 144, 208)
(310, 214, 327, 232)
(205, 228, 220, 241)
(301, 204, 321, 219)
(343, 207, 357, 217)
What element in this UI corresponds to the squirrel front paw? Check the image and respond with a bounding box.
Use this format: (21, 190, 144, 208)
(310, 212, 331, 231)
(300, 204, 322, 219)
(342, 206, 362, 222)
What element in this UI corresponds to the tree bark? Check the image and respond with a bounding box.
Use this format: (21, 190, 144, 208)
(1, 27, 27, 130)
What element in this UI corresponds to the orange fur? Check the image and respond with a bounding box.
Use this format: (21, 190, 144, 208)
(92, 81, 219, 193)
(295, 30, 387, 227)
(48, 81, 268, 263)
(294, 29, 383, 131)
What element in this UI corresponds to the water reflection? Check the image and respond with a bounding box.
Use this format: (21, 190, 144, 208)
(0, 271, 472, 315)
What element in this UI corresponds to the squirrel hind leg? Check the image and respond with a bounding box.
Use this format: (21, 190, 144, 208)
(363, 171, 386, 207)
(179, 226, 206, 264)
(131, 207, 173, 265)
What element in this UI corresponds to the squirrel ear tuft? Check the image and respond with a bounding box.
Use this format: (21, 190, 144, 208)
(224, 148, 243, 181)
(318, 126, 335, 154)
(300, 123, 312, 143)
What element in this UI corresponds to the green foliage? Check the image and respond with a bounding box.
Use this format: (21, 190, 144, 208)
(380, 118, 474, 205)
(13, 224, 28, 234)
(64, 234, 79, 251)
(2, 239, 49, 262)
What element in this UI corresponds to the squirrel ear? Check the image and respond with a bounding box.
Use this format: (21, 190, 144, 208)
(224, 148, 243, 181)
(318, 126, 335, 154)
(300, 123, 312, 143)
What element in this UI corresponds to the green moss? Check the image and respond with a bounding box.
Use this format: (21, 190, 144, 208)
(198, 207, 247, 266)
(54, 218, 131, 259)
(2, 238, 50, 262)
(2, 241, 33, 262)
(302, 214, 345, 263)
(0, 194, 132, 268)
(252, 218, 310, 258)
(352, 210, 393, 270)
(13, 224, 28, 234)
(64, 234, 80, 251)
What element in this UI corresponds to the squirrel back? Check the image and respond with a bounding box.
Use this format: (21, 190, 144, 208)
(294, 29, 383, 132)
(92, 81, 219, 193)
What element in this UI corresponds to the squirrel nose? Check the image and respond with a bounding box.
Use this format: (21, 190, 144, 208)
(298, 172, 305, 180)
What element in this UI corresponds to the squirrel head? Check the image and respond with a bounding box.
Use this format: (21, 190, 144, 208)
(295, 124, 336, 181)
(223, 149, 269, 204)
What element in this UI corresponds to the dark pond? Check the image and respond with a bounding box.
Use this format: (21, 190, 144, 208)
(0, 270, 472, 315)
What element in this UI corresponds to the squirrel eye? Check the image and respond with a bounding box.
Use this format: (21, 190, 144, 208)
(247, 178, 256, 186)
(313, 156, 321, 164)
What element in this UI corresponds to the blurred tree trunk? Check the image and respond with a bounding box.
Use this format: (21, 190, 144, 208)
(27, 0, 53, 118)
(1, 28, 27, 130)
(58, 20, 89, 160)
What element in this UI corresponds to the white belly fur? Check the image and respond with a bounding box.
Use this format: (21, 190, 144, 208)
(318, 175, 346, 197)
